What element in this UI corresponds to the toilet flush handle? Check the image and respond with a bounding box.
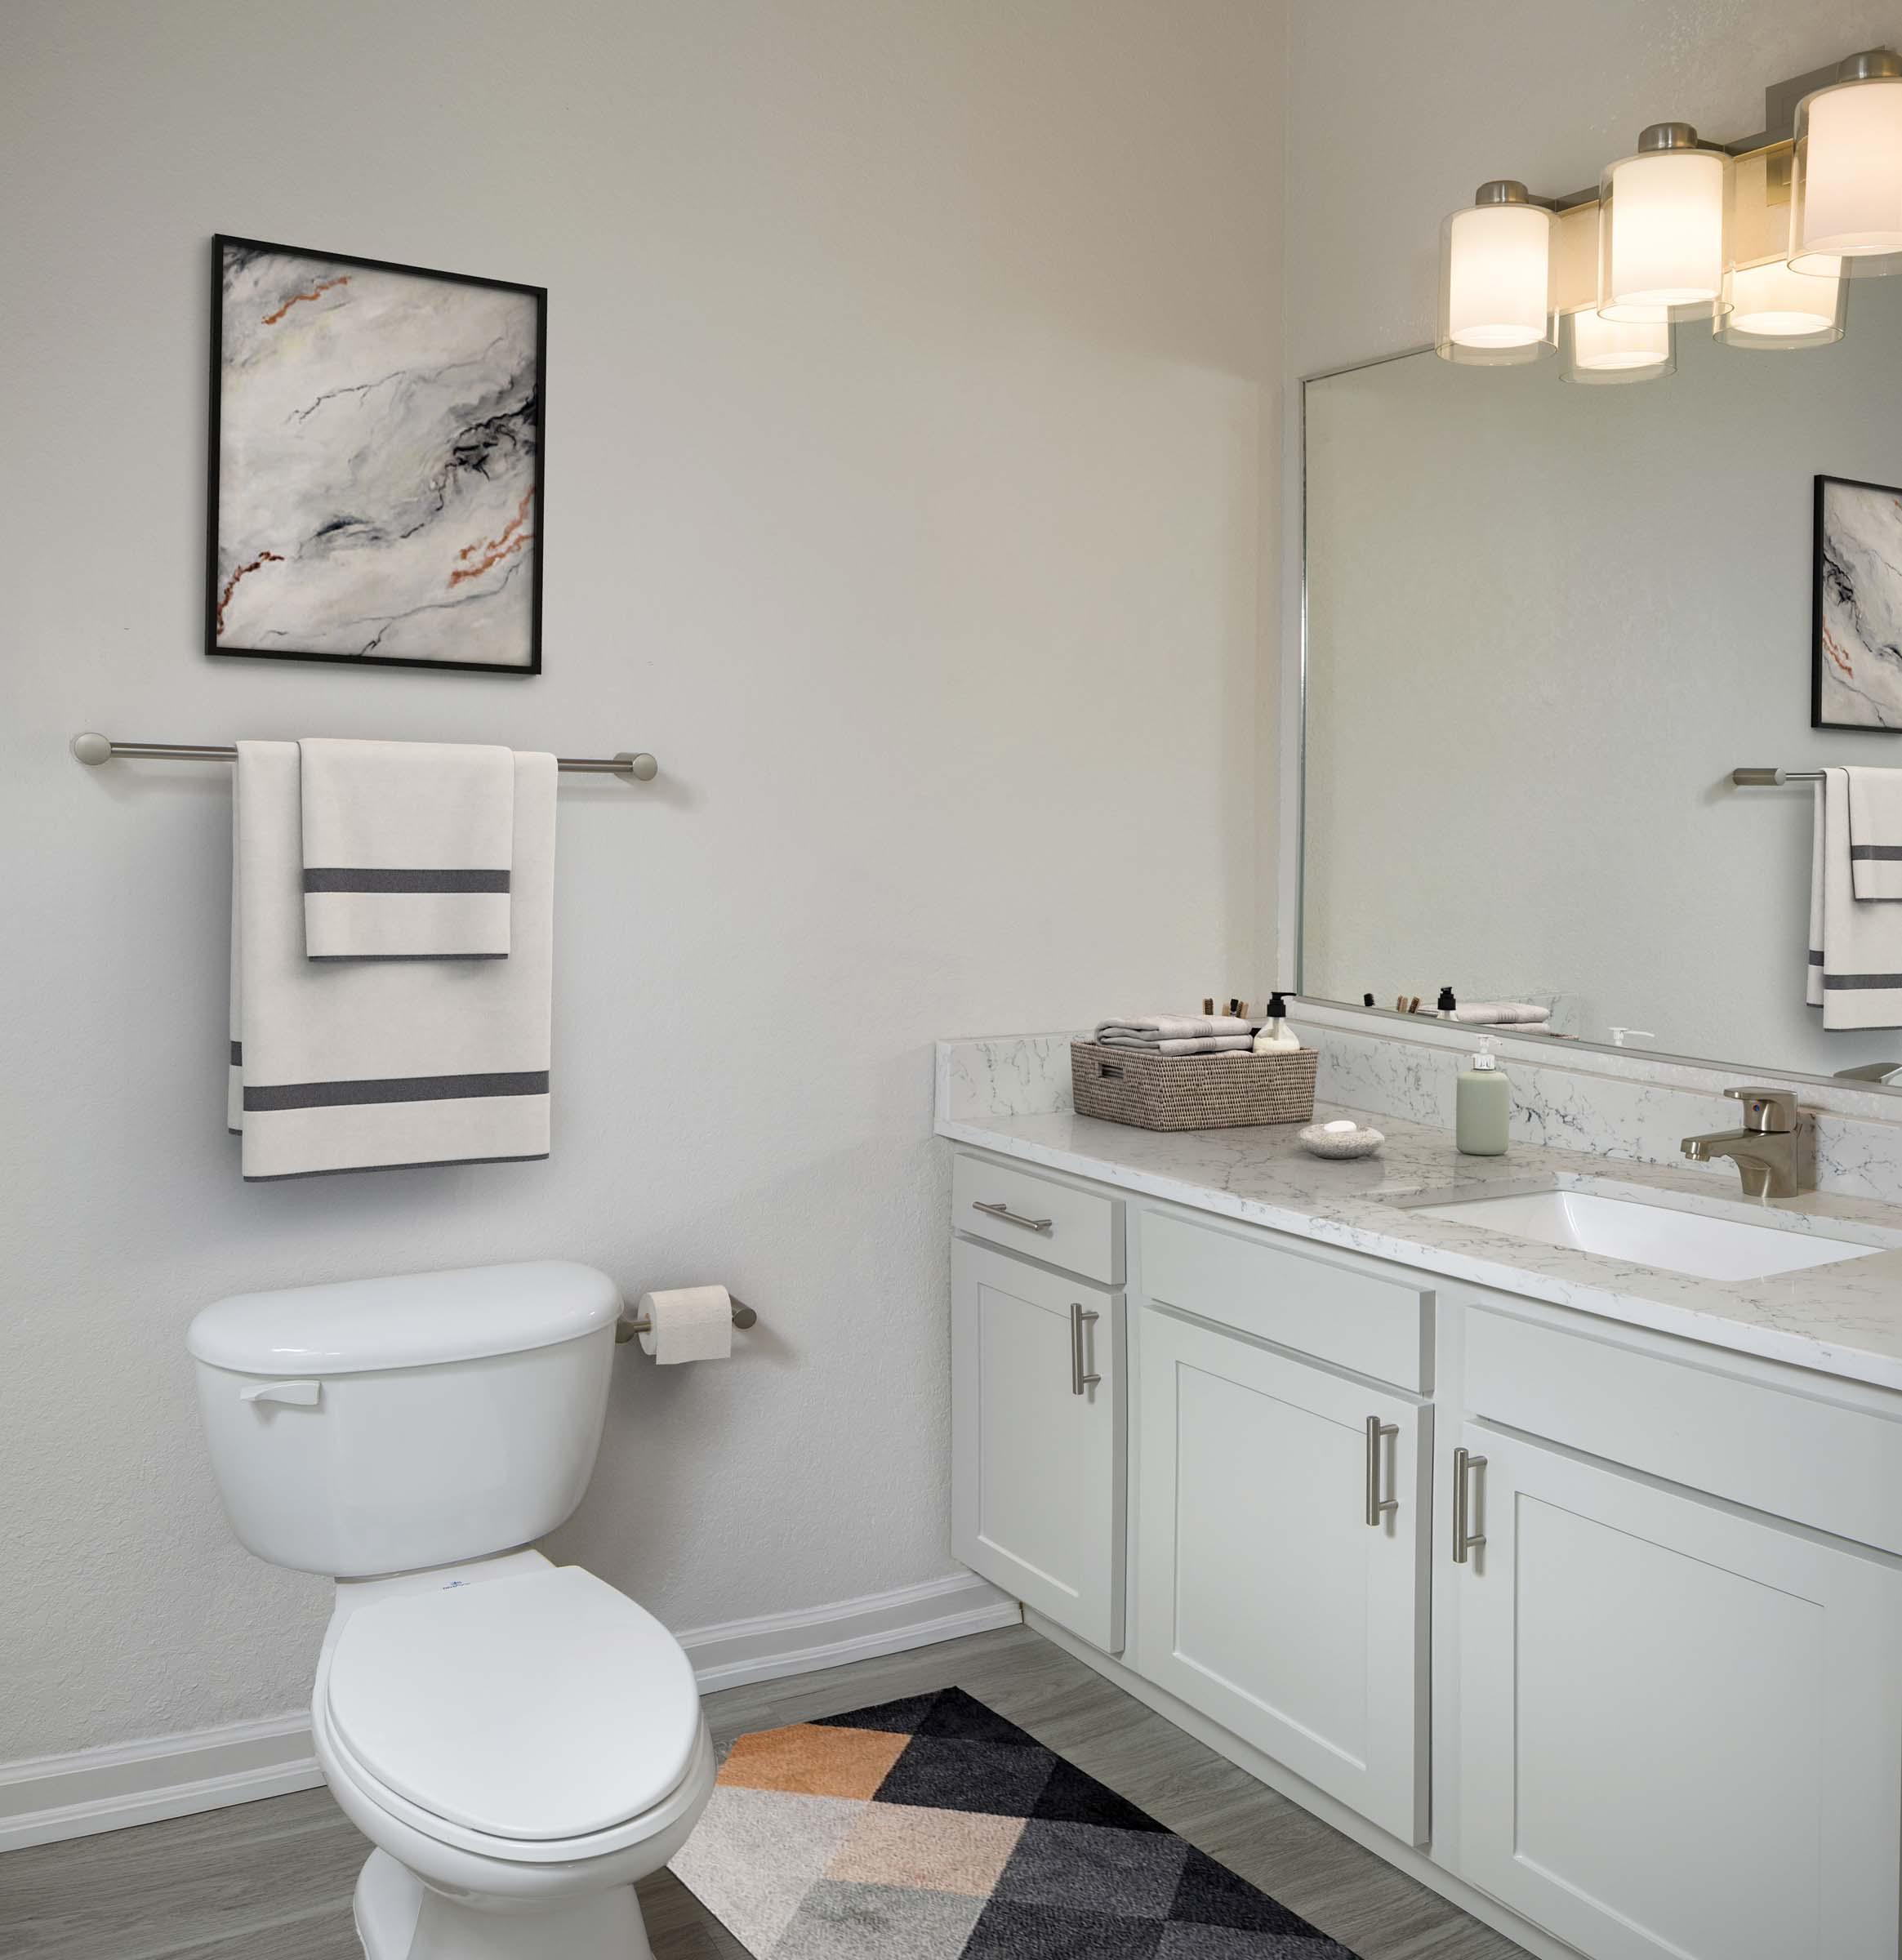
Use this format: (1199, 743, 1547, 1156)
(238, 1379, 322, 1406)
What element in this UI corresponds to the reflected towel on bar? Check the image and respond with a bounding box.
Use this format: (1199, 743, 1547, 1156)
(299, 738, 514, 959)
(1450, 1002, 1551, 1026)
(1810, 768, 1902, 1028)
(1846, 767, 1902, 900)
(231, 741, 555, 1179)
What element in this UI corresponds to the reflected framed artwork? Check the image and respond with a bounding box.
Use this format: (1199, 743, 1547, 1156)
(207, 234, 546, 675)
(1815, 474, 1902, 729)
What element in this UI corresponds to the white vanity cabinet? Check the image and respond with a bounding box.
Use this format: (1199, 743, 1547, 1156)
(1135, 1306, 1430, 1842)
(950, 1156, 1126, 1653)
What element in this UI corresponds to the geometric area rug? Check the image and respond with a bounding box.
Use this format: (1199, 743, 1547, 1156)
(669, 1686, 1361, 1958)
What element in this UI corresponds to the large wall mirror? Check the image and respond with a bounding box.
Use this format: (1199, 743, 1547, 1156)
(1301, 272, 1902, 1088)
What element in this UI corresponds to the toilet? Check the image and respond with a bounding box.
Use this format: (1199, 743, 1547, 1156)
(187, 1261, 715, 1960)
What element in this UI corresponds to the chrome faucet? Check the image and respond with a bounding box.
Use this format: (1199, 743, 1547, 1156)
(1681, 1087, 1804, 1200)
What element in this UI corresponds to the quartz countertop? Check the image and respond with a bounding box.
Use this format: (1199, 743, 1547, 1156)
(937, 1101, 1902, 1393)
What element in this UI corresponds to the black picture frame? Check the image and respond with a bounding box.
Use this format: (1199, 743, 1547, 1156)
(1814, 472, 1902, 731)
(207, 234, 547, 676)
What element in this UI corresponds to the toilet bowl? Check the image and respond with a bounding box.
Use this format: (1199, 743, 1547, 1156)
(186, 1263, 716, 1960)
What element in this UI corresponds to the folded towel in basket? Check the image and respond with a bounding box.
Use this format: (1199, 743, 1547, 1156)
(1095, 1033, 1258, 1056)
(299, 737, 515, 960)
(1095, 1015, 1254, 1042)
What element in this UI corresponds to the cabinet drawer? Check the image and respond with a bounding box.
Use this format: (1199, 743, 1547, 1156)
(953, 1152, 1122, 1285)
(1463, 1305, 1902, 1557)
(1138, 1209, 1429, 1389)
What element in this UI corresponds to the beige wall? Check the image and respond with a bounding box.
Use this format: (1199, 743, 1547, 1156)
(0, 0, 1283, 1762)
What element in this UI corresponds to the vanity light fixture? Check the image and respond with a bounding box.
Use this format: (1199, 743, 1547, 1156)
(1791, 49, 1902, 278)
(1598, 124, 1731, 323)
(1717, 257, 1847, 348)
(1435, 181, 1556, 365)
(1559, 307, 1674, 383)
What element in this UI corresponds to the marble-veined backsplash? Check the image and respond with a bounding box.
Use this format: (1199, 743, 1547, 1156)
(937, 1019, 1902, 1205)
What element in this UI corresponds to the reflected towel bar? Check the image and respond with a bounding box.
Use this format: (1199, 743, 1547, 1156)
(69, 731, 659, 782)
(1732, 767, 1825, 786)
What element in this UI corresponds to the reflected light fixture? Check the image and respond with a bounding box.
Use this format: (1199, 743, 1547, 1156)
(1599, 123, 1731, 322)
(1436, 180, 1556, 365)
(1560, 308, 1674, 383)
(1717, 258, 1847, 348)
(1791, 49, 1902, 277)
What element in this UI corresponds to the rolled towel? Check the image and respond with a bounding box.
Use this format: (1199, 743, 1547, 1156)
(1451, 1002, 1551, 1026)
(1095, 1015, 1254, 1043)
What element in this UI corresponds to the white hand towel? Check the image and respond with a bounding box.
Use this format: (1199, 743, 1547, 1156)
(1095, 1032, 1256, 1056)
(299, 738, 514, 960)
(1846, 767, 1902, 899)
(1810, 768, 1902, 1028)
(231, 742, 555, 1179)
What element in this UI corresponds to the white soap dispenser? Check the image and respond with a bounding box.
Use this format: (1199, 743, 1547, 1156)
(1254, 991, 1300, 1054)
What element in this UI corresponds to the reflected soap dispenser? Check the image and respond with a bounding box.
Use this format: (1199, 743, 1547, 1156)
(1456, 1035, 1510, 1156)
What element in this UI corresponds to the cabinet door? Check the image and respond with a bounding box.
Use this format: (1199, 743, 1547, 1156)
(1136, 1307, 1430, 1842)
(1452, 1423, 1902, 1960)
(951, 1238, 1125, 1652)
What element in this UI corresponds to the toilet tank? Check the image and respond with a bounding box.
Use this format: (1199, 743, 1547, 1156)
(187, 1262, 622, 1578)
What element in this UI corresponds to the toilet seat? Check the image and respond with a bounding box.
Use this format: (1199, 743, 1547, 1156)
(324, 1566, 703, 1850)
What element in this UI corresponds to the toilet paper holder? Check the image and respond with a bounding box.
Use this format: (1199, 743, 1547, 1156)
(615, 1295, 759, 1344)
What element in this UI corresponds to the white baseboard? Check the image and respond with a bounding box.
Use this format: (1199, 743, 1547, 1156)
(677, 1570, 1022, 1693)
(0, 1712, 323, 1855)
(0, 1570, 1020, 1854)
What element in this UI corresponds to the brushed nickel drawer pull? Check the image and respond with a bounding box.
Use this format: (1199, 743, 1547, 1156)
(1365, 1414, 1398, 1526)
(973, 1200, 1053, 1235)
(1453, 1446, 1487, 1564)
(1069, 1302, 1101, 1396)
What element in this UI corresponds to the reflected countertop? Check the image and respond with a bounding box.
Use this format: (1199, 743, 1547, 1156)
(937, 1100, 1902, 1393)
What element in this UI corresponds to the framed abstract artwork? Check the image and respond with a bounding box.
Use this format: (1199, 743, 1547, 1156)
(1815, 474, 1902, 730)
(207, 235, 546, 675)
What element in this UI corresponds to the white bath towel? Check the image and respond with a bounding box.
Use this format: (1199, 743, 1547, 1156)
(1094, 1033, 1257, 1056)
(299, 738, 514, 959)
(231, 741, 555, 1179)
(1095, 1015, 1254, 1043)
(1810, 768, 1902, 1028)
(1846, 767, 1902, 900)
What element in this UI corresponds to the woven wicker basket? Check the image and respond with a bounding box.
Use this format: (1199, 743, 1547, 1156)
(1071, 1040, 1317, 1132)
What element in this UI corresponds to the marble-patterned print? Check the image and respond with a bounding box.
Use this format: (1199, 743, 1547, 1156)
(214, 243, 540, 667)
(1817, 478, 1902, 728)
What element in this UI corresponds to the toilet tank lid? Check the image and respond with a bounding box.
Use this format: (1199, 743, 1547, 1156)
(188, 1262, 622, 1376)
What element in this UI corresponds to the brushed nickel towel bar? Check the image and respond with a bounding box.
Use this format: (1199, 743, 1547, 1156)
(69, 731, 660, 782)
(1732, 767, 1826, 785)
(615, 1297, 758, 1344)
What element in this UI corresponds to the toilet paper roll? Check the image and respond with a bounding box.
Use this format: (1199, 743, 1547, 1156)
(637, 1285, 734, 1364)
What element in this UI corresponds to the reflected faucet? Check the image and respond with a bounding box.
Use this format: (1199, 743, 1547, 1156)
(1681, 1087, 1803, 1200)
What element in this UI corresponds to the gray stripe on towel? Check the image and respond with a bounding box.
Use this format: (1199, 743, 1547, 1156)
(1850, 845, 1902, 862)
(301, 867, 511, 893)
(1821, 973, 1902, 990)
(229, 1040, 243, 1064)
(243, 1070, 550, 1111)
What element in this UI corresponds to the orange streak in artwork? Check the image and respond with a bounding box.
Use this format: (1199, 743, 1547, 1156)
(448, 492, 537, 588)
(261, 275, 350, 325)
(1823, 621, 1855, 680)
(215, 551, 284, 634)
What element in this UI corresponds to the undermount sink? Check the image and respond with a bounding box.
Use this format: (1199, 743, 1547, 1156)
(1401, 1184, 1882, 1283)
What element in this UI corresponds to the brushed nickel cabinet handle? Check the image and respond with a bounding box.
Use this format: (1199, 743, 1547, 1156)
(1365, 1414, 1398, 1526)
(1069, 1302, 1101, 1396)
(1453, 1446, 1487, 1564)
(973, 1200, 1053, 1235)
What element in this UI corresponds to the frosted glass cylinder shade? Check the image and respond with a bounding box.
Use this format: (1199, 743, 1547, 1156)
(1560, 309, 1674, 384)
(1717, 260, 1846, 347)
(1600, 145, 1730, 322)
(1793, 74, 1902, 277)
(1437, 199, 1555, 366)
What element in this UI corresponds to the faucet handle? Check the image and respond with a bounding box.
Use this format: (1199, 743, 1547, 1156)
(1725, 1085, 1799, 1133)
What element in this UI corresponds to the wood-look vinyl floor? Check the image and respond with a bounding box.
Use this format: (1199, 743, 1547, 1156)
(0, 1624, 1528, 1960)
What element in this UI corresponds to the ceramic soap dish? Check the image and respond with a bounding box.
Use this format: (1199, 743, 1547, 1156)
(1298, 1118, 1384, 1160)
